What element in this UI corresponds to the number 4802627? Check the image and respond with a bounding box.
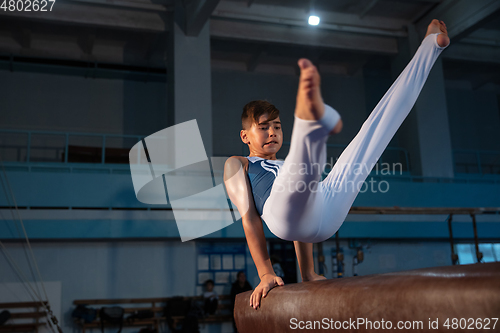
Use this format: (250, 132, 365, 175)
(1, 0, 56, 11)
(443, 318, 498, 330)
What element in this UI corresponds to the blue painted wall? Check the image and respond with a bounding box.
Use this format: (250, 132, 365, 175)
(1, 166, 499, 240)
(446, 87, 500, 151)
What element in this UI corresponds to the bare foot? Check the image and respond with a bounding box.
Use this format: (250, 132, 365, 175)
(295, 58, 325, 121)
(302, 272, 327, 282)
(425, 19, 450, 48)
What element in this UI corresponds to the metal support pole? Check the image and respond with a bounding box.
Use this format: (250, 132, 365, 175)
(476, 151, 482, 175)
(101, 135, 106, 164)
(317, 242, 325, 276)
(26, 132, 31, 163)
(64, 134, 69, 163)
(447, 214, 458, 265)
(470, 214, 483, 263)
(335, 232, 343, 278)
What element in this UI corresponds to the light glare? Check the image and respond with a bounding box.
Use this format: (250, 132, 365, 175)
(308, 15, 320, 26)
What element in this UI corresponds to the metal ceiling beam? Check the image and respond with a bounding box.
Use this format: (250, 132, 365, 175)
(1, 0, 498, 68)
(0, 11, 398, 57)
(212, 1, 408, 37)
(185, 0, 221, 36)
(443, 43, 500, 64)
(66, 0, 170, 11)
(360, 0, 380, 19)
(210, 19, 399, 54)
(0, 0, 408, 39)
(410, 3, 437, 23)
(462, 29, 500, 47)
(416, 0, 500, 40)
(0, 3, 168, 32)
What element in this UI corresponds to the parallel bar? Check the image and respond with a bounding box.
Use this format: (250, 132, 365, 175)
(350, 206, 500, 214)
(73, 295, 231, 304)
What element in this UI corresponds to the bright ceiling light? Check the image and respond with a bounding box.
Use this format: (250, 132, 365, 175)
(308, 15, 320, 26)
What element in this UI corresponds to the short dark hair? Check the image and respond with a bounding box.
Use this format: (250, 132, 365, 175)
(241, 100, 280, 130)
(204, 279, 214, 286)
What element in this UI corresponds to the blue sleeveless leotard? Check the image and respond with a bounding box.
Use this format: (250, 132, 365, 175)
(245, 156, 284, 216)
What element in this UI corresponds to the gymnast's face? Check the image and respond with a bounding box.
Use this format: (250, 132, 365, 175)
(241, 113, 283, 159)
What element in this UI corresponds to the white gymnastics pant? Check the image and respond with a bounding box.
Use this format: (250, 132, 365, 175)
(261, 33, 448, 243)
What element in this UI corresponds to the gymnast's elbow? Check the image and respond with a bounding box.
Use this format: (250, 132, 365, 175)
(241, 211, 263, 227)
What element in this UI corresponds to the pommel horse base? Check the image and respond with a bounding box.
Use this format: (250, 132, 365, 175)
(234, 262, 500, 332)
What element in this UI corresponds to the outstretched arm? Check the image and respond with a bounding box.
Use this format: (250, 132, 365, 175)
(224, 157, 284, 309)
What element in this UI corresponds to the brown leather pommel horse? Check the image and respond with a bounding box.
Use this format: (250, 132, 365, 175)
(234, 262, 500, 332)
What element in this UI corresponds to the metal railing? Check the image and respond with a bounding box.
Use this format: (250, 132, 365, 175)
(453, 149, 500, 175)
(0, 129, 143, 164)
(1, 129, 500, 178)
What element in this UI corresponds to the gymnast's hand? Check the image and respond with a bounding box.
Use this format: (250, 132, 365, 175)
(250, 273, 284, 310)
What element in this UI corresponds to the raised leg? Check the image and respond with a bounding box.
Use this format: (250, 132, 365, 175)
(261, 62, 341, 242)
(314, 22, 450, 242)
